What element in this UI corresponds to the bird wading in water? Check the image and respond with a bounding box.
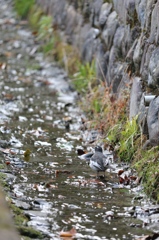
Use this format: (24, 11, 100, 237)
(89, 146, 109, 178)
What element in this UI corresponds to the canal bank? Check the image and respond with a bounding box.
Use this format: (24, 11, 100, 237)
(0, 187, 20, 240)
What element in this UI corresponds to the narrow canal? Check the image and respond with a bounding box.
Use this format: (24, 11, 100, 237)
(0, 1, 159, 239)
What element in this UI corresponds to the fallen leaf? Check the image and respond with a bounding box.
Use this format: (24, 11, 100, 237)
(119, 177, 125, 184)
(136, 233, 159, 240)
(0, 62, 7, 69)
(5, 161, 10, 165)
(60, 227, 76, 238)
(0, 148, 10, 154)
(24, 149, 31, 162)
(129, 175, 137, 181)
(55, 170, 72, 177)
(118, 169, 124, 176)
(4, 51, 13, 58)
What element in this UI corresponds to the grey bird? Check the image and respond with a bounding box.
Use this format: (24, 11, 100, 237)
(89, 146, 109, 178)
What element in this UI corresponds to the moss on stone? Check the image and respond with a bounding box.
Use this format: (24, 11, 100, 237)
(17, 226, 43, 239)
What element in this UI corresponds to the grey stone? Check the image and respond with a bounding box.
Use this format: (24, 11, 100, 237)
(95, 43, 109, 82)
(140, 43, 155, 82)
(13, 200, 31, 210)
(65, 5, 82, 44)
(77, 23, 91, 52)
(129, 77, 142, 119)
(81, 28, 100, 63)
(148, 47, 159, 87)
(126, 38, 138, 63)
(116, 70, 130, 97)
(106, 46, 127, 91)
(91, 0, 103, 28)
(113, 0, 127, 24)
(144, 0, 156, 33)
(135, 0, 147, 28)
(102, 11, 119, 50)
(35, 0, 67, 29)
(133, 34, 145, 72)
(147, 96, 159, 146)
(138, 93, 148, 134)
(149, 1, 159, 45)
(99, 3, 112, 29)
(113, 25, 132, 59)
(113, 0, 135, 25)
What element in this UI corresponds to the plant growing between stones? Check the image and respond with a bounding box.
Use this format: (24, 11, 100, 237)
(118, 115, 140, 162)
(107, 116, 141, 162)
(72, 60, 96, 94)
(29, 5, 43, 30)
(14, 0, 35, 18)
(133, 147, 159, 202)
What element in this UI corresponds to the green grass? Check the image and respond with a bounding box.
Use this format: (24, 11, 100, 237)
(72, 60, 96, 94)
(14, 0, 35, 18)
(133, 147, 159, 202)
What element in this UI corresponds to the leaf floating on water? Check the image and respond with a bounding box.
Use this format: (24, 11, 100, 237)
(5, 161, 10, 165)
(0, 147, 11, 154)
(3, 51, 12, 58)
(118, 169, 124, 176)
(55, 170, 72, 178)
(45, 181, 58, 189)
(60, 227, 76, 238)
(129, 175, 137, 181)
(136, 233, 159, 240)
(0, 62, 7, 69)
(24, 149, 31, 162)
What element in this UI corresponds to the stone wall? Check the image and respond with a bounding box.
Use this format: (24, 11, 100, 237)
(36, 0, 159, 146)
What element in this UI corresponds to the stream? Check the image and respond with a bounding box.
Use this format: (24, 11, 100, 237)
(0, 1, 159, 240)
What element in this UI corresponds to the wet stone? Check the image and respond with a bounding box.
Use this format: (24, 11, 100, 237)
(12, 200, 31, 210)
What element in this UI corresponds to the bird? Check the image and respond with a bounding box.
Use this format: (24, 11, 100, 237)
(78, 151, 94, 162)
(89, 146, 109, 178)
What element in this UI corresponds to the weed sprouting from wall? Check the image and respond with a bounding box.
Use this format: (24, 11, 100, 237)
(72, 60, 96, 94)
(107, 116, 141, 162)
(133, 146, 159, 202)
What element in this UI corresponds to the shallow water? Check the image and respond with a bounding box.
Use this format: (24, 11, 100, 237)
(0, 1, 158, 240)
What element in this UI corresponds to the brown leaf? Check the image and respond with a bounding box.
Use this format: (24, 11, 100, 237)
(4, 51, 13, 58)
(124, 175, 130, 185)
(136, 233, 159, 240)
(60, 227, 76, 238)
(119, 177, 125, 184)
(0, 62, 7, 69)
(118, 169, 124, 176)
(129, 175, 137, 181)
(5, 161, 10, 165)
(0, 148, 10, 154)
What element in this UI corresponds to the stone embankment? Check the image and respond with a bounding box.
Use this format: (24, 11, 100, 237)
(0, 187, 20, 240)
(36, 0, 159, 147)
